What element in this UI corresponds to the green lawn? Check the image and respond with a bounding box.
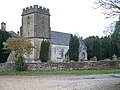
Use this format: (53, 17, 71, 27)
(0, 69, 120, 76)
(115, 83, 120, 88)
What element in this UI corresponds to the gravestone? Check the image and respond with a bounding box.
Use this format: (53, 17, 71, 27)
(93, 56, 97, 61)
(112, 54, 117, 61)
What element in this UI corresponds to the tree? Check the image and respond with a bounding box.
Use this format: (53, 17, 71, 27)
(40, 40, 50, 62)
(0, 30, 11, 63)
(111, 20, 120, 56)
(100, 36, 113, 59)
(84, 36, 101, 60)
(4, 37, 34, 71)
(69, 34, 80, 61)
(4, 37, 34, 58)
(103, 21, 115, 36)
(84, 35, 119, 60)
(92, 38, 101, 60)
(95, 0, 120, 18)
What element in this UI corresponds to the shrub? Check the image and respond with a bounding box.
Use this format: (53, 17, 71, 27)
(69, 34, 80, 61)
(15, 56, 27, 71)
(0, 30, 11, 63)
(40, 40, 50, 62)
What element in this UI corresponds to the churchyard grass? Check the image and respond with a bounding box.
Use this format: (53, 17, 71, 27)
(0, 69, 120, 76)
(115, 83, 120, 89)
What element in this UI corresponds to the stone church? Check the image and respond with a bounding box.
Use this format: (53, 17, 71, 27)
(18, 5, 87, 62)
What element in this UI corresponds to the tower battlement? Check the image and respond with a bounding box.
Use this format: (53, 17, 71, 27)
(22, 5, 50, 16)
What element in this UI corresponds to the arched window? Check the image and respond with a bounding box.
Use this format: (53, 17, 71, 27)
(81, 52, 85, 60)
(27, 16, 30, 24)
(61, 49, 64, 58)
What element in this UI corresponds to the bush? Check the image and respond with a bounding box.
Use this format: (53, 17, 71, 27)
(69, 34, 80, 61)
(15, 56, 27, 71)
(40, 40, 50, 62)
(0, 30, 11, 63)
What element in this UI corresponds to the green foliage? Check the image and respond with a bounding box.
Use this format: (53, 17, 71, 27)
(84, 36, 100, 60)
(84, 36, 116, 60)
(111, 20, 120, 56)
(40, 40, 50, 62)
(0, 30, 11, 63)
(84, 20, 120, 60)
(4, 37, 34, 71)
(15, 56, 27, 71)
(100, 37, 113, 59)
(115, 83, 120, 89)
(0, 69, 120, 76)
(92, 37, 101, 59)
(69, 34, 80, 61)
(4, 37, 34, 58)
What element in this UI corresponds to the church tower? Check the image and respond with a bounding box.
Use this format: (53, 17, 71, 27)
(20, 5, 50, 61)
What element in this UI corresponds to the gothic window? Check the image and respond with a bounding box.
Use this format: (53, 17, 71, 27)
(61, 49, 64, 58)
(54, 48, 56, 54)
(28, 32, 29, 36)
(27, 16, 30, 24)
(81, 52, 85, 60)
(41, 16, 45, 29)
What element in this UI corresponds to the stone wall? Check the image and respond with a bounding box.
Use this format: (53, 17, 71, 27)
(1, 61, 120, 71)
(0, 63, 15, 71)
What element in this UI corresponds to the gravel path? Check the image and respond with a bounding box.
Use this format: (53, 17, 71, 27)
(0, 74, 120, 90)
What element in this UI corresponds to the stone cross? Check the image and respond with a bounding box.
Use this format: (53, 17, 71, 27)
(112, 54, 117, 61)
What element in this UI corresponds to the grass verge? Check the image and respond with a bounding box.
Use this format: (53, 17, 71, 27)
(0, 69, 120, 76)
(114, 83, 120, 90)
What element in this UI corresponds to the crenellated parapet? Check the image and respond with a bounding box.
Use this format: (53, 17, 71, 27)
(22, 5, 50, 16)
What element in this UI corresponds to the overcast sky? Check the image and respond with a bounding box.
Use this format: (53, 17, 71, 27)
(0, 0, 118, 39)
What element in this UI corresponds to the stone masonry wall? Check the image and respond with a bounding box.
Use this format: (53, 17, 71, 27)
(0, 61, 120, 71)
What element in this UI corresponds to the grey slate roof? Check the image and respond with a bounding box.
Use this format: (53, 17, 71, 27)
(79, 39, 87, 50)
(50, 31, 87, 50)
(7, 31, 18, 37)
(50, 31, 71, 46)
(6, 30, 87, 49)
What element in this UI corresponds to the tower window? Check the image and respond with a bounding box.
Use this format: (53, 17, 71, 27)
(28, 32, 29, 36)
(27, 16, 30, 24)
(41, 16, 45, 29)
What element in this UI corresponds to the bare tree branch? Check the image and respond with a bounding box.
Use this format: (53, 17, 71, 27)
(95, 0, 120, 18)
(103, 21, 115, 36)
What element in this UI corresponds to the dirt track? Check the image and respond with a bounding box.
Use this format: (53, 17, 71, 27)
(0, 74, 120, 90)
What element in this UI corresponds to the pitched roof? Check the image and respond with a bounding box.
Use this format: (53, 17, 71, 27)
(79, 39, 87, 50)
(50, 31, 87, 50)
(50, 31, 71, 46)
(6, 30, 87, 49)
(7, 31, 18, 37)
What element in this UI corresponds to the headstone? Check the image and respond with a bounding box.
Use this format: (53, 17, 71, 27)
(103, 59, 111, 61)
(70, 60, 75, 63)
(112, 54, 117, 61)
(93, 56, 97, 61)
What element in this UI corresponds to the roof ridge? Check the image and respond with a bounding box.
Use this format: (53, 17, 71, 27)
(51, 31, 71, 35)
